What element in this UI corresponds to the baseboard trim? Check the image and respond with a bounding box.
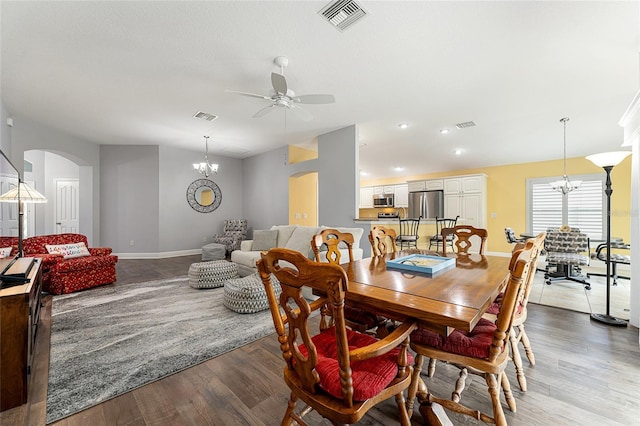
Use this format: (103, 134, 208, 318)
(114, 249, 201, 259)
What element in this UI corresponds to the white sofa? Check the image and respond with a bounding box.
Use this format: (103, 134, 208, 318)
(231, 224, 364, 277)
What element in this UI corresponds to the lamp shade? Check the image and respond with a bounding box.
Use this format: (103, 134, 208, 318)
(586, 151, 631, 168)
(0, 182, 48, 203)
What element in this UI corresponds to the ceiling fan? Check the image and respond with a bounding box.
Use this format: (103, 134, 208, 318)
(227, 56, 335, 121)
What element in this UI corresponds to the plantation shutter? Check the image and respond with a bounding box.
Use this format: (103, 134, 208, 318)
(527, 174, 604, 239)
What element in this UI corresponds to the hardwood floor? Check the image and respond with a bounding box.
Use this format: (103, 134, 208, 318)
(1, 255, 639, 425)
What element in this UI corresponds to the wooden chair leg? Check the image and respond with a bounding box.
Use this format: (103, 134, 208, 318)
(509, 327, 527, 392)
(518, 324, 536, 365)
(428, 358, 437, 377)
(485, 373, 508, 426)
(452, 368, 468, 402)
(407, 354, 425, 412)
(500, 370, 517, 412)
(394, 390, 412, 426)
(282, 392, 298, 426)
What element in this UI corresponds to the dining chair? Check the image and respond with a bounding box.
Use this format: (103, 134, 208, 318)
(311, 229, 386, 335)
(256, 248, 417, 426)
(543, 227, 591, 289)
(369, 225, 398, 256)
(482, 232, 546, 392)
(429, 216, 459, 251)
(407, 242, 536, 426)
(440, 224, 488, 255)
(396, 217, 420, 250)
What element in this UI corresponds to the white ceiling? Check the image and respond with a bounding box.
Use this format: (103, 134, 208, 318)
(2, 1, 638, 181)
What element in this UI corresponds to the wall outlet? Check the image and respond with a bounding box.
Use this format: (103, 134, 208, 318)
(491, 212, 497, 219)
(202, 236, 208, 242)
(295, 213, 301, 219)
(303, 213, 308, 219)
(129, 240, 135, 247)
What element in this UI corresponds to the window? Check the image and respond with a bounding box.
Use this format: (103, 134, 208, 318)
(526, 174, 605, 239)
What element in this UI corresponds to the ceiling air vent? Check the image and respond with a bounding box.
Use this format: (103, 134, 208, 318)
(319, 0, 368, 31)
(455, 121, 476, 129)
(193, 111, 218, 122)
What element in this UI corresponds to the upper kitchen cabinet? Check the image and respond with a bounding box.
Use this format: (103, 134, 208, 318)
(443, 174, 487, 228)
(360, 187, 374, 208)
(394, 184, 409, 208)
(407, 179, 443, 192)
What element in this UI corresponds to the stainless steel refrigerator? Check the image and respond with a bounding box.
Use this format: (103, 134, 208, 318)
(408, 190, 444, 219)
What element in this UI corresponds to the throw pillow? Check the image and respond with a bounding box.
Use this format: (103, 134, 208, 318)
(284, 226, 319, 258)
(45, 242, 91, 259)
(270, 225, 297, 248)
(252, 230, 278, 251)
(0, 246, 12, 258)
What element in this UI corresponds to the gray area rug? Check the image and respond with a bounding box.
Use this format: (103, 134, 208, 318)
(46, 276, 276, 424)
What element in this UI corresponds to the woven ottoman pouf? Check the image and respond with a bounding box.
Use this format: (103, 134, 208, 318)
(201, 242, 226, 261)
(188, 260, 239, 289)
(223, 273, 281, 314)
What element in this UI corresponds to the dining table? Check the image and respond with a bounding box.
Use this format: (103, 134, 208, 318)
(338, 250, 512, 336)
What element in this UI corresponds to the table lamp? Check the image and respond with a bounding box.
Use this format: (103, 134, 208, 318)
(585, 151, 631, 327)
(0, 181, 47, 257)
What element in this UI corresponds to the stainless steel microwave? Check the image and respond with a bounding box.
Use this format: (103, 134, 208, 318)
(373, 193, 394, 208)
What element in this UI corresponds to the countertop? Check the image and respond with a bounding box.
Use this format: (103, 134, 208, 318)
(353, 218, 437, 224)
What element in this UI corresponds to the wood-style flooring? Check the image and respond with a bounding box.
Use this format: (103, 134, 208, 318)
(1, 255, 639, 426)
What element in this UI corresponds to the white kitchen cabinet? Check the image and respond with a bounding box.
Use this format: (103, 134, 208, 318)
(383, 185, 395, 194)
(394, 184, 409, 207)
(425, 179, 444, 190)
(360, 187, 374, 208)
(443, 174, 487, 228)
(373, 186, 384, 195)
(407, 180, 426, 192)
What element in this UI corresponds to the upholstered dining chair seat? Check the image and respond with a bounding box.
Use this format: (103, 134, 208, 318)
(410, 318, 498, 359)
(299, 326, 414, 401)
(545, 251, 589, 266)
(485, 292, 524, 316)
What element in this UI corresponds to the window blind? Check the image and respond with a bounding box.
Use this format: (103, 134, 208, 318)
(527, 175, 604, 239)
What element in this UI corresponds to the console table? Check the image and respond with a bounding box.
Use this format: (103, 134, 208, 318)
(0, 257, 43, 412)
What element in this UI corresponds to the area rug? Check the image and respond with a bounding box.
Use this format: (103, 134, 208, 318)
(46, 275, 277, 424)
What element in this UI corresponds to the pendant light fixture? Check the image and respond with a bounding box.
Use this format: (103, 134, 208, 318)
(193, 135, 218, 177)
(550, 117, 581, 194)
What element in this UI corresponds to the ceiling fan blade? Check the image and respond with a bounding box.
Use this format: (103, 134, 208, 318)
(271, 72, 288, 95)
(226, 89, 271, 100)
(253, 104, 276, 118)
(289, 104, 313, 122)
(292, 94, 335, 104)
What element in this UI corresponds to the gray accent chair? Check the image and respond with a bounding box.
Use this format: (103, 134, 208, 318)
(211, 219, 248, 254)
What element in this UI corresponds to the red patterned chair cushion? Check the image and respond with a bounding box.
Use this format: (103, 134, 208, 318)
(486, 292, 524, 316)
(410, 318, 498, 359)
(299, 327, 413, 401)
(23, 233, 118, 294)
(343, 304, 379, 329)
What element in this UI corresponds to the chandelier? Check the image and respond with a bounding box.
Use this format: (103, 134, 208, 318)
(193, 135, 218, 177)
(550, 117, 581, 194)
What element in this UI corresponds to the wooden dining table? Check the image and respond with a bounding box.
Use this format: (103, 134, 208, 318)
(339, 250, 511, 336)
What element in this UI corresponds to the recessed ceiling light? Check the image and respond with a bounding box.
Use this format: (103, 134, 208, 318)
(360, 170, 369, 176)
(440, 129, 449, 134)
(398, 123, 408, 129)
(394, 166, 405, 172)
(454, 149, 463, 156)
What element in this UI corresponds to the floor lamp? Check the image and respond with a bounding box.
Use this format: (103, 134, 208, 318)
(0, 181, 47, 257)
(585, 151, 631, 327)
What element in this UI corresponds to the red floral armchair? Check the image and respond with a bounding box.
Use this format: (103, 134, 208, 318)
(22, 233, 118, 295)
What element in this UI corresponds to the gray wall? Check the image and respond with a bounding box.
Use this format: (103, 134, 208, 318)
(158, 145, 243, 254)
(100, 145, 160, 254)
(242, 125, 369, 256)
(9, 115, 100, 244)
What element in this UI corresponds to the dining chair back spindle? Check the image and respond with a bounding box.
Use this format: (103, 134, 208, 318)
(429, 216, 459, 251)
(441, 225, 488, 255)
(369, 225, 398, 256)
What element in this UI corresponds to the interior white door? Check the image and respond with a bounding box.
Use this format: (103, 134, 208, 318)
(55, 179, 79, 234)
